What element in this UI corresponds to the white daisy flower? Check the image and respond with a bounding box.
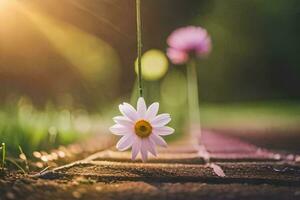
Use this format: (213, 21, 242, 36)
(109, 97, 174, 162)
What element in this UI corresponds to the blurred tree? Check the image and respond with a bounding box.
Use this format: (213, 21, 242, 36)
(194, 0, 300, 102)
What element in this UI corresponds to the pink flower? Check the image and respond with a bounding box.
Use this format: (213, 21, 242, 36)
(167, 26, 212, 64)
(109, 97, 174, 162)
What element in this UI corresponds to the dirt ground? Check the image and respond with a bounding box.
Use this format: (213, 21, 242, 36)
(1, 131, 300, 200)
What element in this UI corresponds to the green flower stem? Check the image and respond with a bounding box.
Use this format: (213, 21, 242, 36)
(136, 0, 143, 97)
(19, 145, 29, 172)
(187, 59, 202, 140)
(1, 143, 6, 168)
(130, 79, 139, 104)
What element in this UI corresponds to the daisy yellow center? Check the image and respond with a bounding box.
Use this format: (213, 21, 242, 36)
(134, 120, 152, 138)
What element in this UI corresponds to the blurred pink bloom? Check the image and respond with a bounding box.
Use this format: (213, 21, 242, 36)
(167, 26, 212, 64)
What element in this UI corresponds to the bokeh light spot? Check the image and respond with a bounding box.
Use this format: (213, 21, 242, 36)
(135, 49, 169, 81)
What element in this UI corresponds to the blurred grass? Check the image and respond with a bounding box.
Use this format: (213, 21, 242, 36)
(1, 97, 300, 157)
(0, 98, 94, 157)
(200, 101, 300, 130)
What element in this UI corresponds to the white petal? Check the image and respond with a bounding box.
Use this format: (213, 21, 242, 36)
(150, 134, 168, 147)
(145, 102, 159, 120)
(140, 142, 148, 162)
(131, 139, 141, 160)
(109, 124, 131, 135)
(153, 126, 175, 136)
(113, 116, 134, 127)
(119, 103, 138, 121)
(151, 114, 171, 127)
(116, 135, 134, 151)
(145, 138, 157, 156)
(137, 97, 147, 118)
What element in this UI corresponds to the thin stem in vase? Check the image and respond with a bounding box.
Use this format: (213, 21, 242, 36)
(187, 58, 202, 143)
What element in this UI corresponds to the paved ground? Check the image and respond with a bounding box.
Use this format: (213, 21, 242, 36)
(1, 131, 300, 200)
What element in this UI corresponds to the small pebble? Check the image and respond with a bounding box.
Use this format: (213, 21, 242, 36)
(72, 181, 80, 186)
(72, 191, 82, 199)
(273, 154, 281, 160)
(6, 192, 15, 199)
(286, 154, 295, 161)
(95, 186, 103, 191)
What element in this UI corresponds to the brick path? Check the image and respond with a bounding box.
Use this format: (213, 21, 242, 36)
(1, 131, 300, 200)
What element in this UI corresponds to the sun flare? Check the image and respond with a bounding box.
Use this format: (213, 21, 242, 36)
(0, 0, 10, 10)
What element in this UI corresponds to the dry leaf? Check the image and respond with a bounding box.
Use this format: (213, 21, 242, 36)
(209, 163, 226, 177)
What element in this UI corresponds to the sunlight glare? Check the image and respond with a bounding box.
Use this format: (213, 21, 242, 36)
(14, 2, 120, 82)
(0, 0, 11, 10)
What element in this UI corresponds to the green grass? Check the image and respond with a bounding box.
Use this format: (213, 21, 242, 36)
(200, 101, 300, 130)
(1, 98, 300, 158)
(0, 102, 91, 157)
